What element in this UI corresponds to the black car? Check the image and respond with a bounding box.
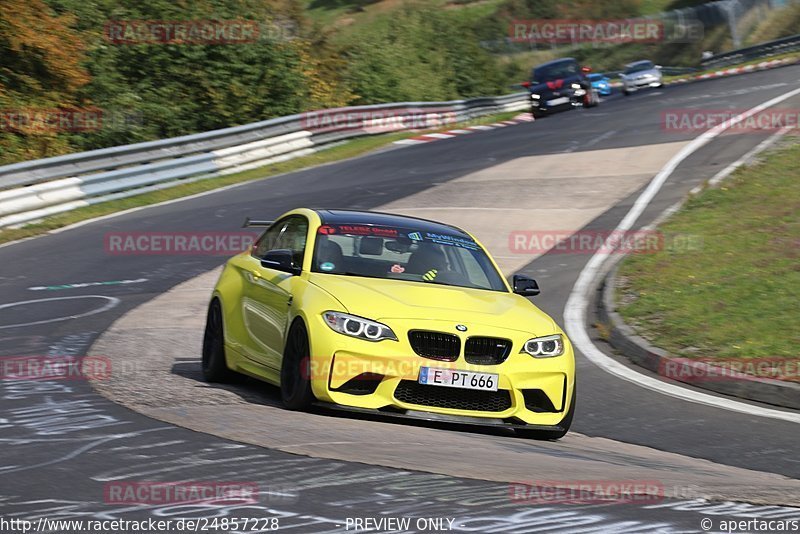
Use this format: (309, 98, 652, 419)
(523, 58, 599, 118)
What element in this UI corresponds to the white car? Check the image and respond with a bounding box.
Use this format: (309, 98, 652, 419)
(621, 60, 663, 95)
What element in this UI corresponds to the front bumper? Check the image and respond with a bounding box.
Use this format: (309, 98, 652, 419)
(594, 84, 612, 96)
(531, 90, 584, 113)
(307, 317, 576, 427)
(313, 402, 568, 433)
(625, 77, 662, 91)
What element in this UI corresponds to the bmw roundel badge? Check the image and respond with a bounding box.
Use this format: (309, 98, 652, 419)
(455, 324, 468, 332)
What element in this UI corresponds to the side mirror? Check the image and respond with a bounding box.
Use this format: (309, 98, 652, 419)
(581, 66, 592, 73)
(520, 81, 532, 88)
(512, 274, 540, 297)
(261, 249, 300, 275)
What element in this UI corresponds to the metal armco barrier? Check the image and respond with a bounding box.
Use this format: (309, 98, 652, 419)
(701, 33, 800, 69)
(0, 94, 529, 228)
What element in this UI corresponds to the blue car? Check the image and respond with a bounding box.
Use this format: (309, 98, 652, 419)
(587, 73, 613, 96)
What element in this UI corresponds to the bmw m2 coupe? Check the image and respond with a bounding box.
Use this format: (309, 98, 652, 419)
(203, 209, 576, 439)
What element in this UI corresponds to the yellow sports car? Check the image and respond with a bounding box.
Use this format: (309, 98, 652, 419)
(203, 208, 576, 439)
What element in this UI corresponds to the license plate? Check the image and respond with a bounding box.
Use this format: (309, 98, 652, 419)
(418, 367, 499, 392)
(547, 97, 569, 106)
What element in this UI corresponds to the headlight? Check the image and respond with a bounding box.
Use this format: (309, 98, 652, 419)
(571, 83, 581, 89)
(322, 311, 397, 342)
(531, 94, 541, 99)
(522, 334, 564, 358)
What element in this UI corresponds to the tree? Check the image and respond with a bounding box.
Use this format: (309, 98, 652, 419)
(0, 0, 89, 160)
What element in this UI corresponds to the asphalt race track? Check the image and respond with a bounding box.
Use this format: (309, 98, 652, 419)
(1, 65, 800, 533)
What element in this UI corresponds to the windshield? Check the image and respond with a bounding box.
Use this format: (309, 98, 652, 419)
(311, 224, 508, 292)
(587, 74, 603, 81)
(624, 61, 654, 74)
(532, 60, 578, 83)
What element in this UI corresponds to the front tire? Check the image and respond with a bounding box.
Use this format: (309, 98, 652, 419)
(202, 299, 235, 383)
(515, 385, 576, 441)
(280, 320, 316, 410)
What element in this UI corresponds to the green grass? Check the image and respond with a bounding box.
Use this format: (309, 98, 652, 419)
(0, 110, 521, 246)
(616, 137, 800, 369)
(746, 2, 800, 46)
(639, 0, 709, 15)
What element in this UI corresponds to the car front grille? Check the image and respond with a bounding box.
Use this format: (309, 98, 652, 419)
(408, 330, 461, 361)
(393, 380, 512, 412)
(464, 337, 512, 365)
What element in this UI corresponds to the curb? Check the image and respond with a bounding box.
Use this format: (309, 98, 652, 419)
(393, 113, 534, 145)
(668, 57, 800, 85)
(597, 263, 800, 410)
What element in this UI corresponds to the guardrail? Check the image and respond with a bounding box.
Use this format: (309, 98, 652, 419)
(598, 66, 698, 79)
(701, 32, 800, 69)
(0, 93, 529, 228)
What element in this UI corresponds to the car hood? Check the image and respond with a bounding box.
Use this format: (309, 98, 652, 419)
(308, 273, 557, 334)
(624, 69, 660, 78)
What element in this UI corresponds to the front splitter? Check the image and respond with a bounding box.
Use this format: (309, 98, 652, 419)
(312, 401, 565, 432)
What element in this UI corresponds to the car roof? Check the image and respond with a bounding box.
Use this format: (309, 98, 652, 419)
(535, 57, 577, 69)
(313, 209, 470, 237)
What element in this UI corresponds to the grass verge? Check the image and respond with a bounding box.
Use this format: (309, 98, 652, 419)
(0, 111, 523, 246)
(616, 136, 799, 377)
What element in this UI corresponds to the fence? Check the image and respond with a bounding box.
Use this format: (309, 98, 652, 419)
(700, 32, 800, 68)
(0, 94, 529, 228)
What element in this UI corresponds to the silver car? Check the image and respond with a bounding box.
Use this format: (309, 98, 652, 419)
(621, 60, 663, 95)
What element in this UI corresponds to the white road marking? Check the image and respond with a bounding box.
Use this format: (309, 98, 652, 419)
(583, 130, 618, 149)
(0, 296, 121, 329)
(28, 278, 149, 291)
(563, 86, 800, 424)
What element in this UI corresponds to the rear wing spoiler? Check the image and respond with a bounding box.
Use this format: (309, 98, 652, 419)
(242, 217, 274, 228)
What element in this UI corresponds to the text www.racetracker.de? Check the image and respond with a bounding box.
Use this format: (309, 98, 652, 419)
(0, 517, 281, 533)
